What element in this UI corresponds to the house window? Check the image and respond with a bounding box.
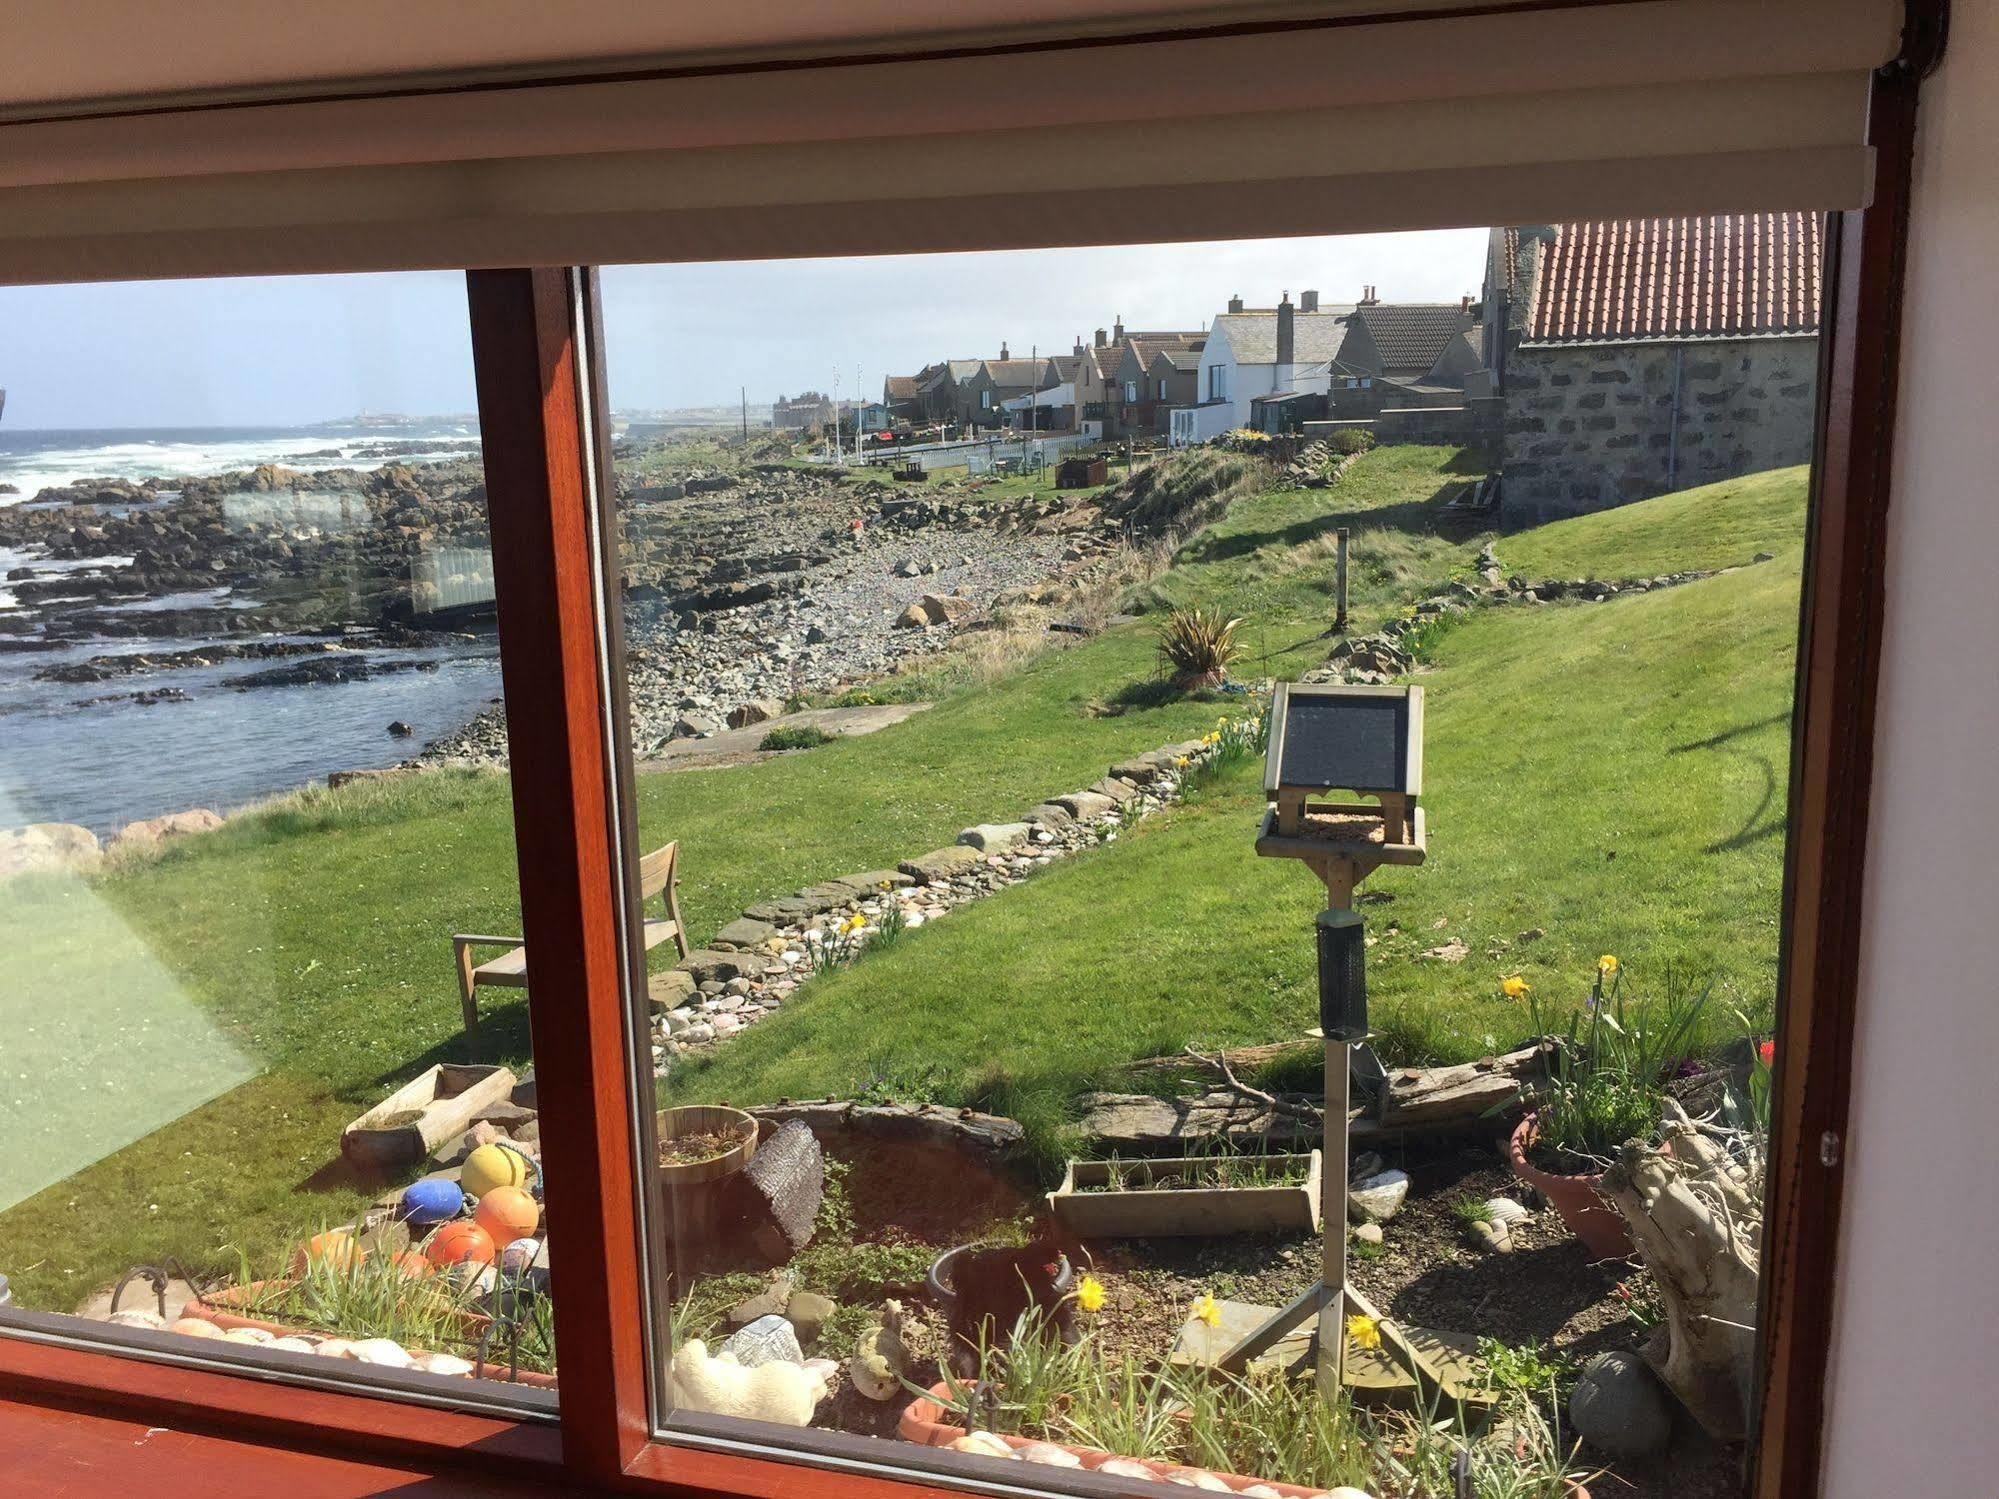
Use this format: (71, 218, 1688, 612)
(1123, 379, 1138, 403)
(1209, 364, 1228, 400)
(1157, 378, 1168, 399)
(980, 389, 991, 409)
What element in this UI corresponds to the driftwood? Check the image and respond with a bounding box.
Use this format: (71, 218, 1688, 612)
(1077, 1090, 1341, 1152)
(1180, 1044, 1324, 1122)
(1377, 1044, 1544, 1130)
(732, 1120, 825, 1263)
(1599, 1100, 1762, 1440)
(1123, 1040, 1316, 1074)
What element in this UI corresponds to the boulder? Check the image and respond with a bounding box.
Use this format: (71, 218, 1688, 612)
(1570, 1351, 1674, 1457)
(0, 822, 102, 880)
(672, 713, 721, 739)
(106, 808, 224, 856)
(1023, 803, 1075, 830)
(676, 949, 770, 985)
(785, 1290, 836, 1342)
(1347, 1169, 1411, 1224)
(957, 822, 1030, 853)
(918, 593, 975, 625)
(1088, 777, 1140, 805)
(726, 698, 786, 730)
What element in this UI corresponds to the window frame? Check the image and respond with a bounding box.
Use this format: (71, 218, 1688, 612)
(0, 44, 1937, 1499)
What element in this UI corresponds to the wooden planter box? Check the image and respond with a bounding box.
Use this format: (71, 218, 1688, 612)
(1045, 1151, 1322, 1238)
(341, 1063, 518, 1171)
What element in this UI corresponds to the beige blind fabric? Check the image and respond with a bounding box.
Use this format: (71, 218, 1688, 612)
(0, 0, 1902, 282)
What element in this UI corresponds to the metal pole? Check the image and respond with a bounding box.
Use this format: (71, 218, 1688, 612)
(1334, 528, 1350, 635)
(1317, 1025, 1352, 1397)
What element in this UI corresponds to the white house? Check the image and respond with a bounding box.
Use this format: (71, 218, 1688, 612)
(1171, 290, 1354, 445)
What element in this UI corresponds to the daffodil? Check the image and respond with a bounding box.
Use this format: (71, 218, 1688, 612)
(1500, 975, 1530, 1000)
(1175, 756, 1190, 768)
(1598, 954, 1619, 977)
(1075, 1274, 1106, 1314)
(1192, 1293, 1223, 1328)
(1346, 1314, 1381, 1351)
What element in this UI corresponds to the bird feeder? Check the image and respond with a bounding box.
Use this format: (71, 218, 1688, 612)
(1257, 683, 1426, 906)
(1220, 681, 1447, 1403)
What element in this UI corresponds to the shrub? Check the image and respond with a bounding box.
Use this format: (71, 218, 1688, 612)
(1324, 427, 1376, 456)
(760, 724, 834, 751)
(1156, 607, 1242, 682)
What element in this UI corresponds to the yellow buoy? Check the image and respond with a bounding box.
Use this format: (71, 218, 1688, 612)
(461, 1142, 530, 1199)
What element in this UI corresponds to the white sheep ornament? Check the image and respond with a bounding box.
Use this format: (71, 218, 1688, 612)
(670, 1339, 833, 1427)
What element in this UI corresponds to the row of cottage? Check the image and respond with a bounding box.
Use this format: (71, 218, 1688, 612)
(879, 214, 1823, 519)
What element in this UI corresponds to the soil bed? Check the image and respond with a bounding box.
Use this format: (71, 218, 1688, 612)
(659, 1131, 740, 1168)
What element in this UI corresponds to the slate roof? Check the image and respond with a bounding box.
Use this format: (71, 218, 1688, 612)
(1209, 307, 1354, 364)
(1346, 304, 1479, 372)
(1522, 213, 1821, 346)
(977, 359, 1048, 387)
(884, 374, 920, 400)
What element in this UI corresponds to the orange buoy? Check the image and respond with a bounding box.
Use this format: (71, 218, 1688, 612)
(389, 1248, 435, 1279)
(292, 1229, 364, 1277)
(473, 1185, 540, 1247)
(425, 1220, 495, 1268)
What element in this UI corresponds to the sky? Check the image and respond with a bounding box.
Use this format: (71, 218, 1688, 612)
(0, 229, 1486, 428)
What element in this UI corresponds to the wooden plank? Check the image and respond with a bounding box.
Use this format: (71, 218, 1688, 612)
(1045, 1152, 1322, 1237)
(340, 1063, 518, 1170)
(1752, 45, 1935, 1499)
(467, 265, 648, 1481)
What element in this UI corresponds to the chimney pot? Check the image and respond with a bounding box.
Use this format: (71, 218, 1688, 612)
(999, 342, 1009, 361)
(1113, 316, 1124, 341)
(1275, 295, 1296, 369)
(1095, 327, 1107, 347)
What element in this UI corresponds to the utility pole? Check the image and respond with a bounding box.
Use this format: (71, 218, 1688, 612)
(1334, 527, 1350, 634)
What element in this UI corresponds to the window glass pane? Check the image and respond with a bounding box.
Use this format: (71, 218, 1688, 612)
(602, 222, 1810, 1494)
(0, 273, 555, 1408)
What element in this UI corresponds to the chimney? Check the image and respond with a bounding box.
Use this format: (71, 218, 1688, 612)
(1227, 293, 1244, 314)
(1460, 294, 1472, 312)
(1300, 289, 1319, 313)
(1074, 335, 1085, 355)
(1113, 316, 1125, 342)
(1359, 284, 1380, 307)
(1094, 327, 1107, 347)
(999, 341, 1009, 361)
(1275, 292, 1295, 369)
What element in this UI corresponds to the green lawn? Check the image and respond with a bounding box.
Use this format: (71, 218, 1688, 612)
(1500, 464, 1809, 579)
(671, 543, 1803, 1158)
(0, 449, 1807, 1307)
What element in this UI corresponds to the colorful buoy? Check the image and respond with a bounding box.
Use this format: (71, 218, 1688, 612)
(402, 1176, 466, 1228)
(292, 1229, 364, 1277)
(461, 1143, 530, 1199)
(425, 1220, 496, 1268)
(474, 1185, 540, 1247)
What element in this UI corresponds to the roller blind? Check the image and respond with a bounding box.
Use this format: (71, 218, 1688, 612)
(0, 0, 1903, 282)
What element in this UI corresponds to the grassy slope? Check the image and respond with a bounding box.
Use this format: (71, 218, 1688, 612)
(673, 552, 1802, 1154)
(1501, 464, 1809, 579)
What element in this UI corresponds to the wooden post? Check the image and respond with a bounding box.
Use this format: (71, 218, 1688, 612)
(1316, 1023, 1351, 1396)
(1334, 527, 1350, 634)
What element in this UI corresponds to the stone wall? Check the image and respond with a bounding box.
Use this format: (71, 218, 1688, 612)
(1501, 337, 1817, 522)
(1302, 396, 1503, 451)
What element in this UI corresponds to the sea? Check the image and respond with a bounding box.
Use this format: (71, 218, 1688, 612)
(0, 423, 504, 834)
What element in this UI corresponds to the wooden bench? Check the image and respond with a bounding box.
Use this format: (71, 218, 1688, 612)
(452, 841, 690, 1042)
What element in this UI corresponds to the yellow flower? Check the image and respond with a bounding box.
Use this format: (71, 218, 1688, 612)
(1597, 954, 1620, 977)
(1175, 756, 1190, 768)
(1076, 1275, 1106, 1314)
(1346, 1314, 1381, 1351)
(1192, 1293, 1223, 1328)
(1500, 975, 1530, 1000)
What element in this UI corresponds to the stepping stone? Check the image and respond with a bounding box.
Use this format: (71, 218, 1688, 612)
(713, 917, 777, 950)
(827, 869, 915, 895)
(958, 822, 1030, 852)
(1089, 777, 1140, 805)
(899, 845, 985, 884)
(648, 970, 697, 1009)
(1052, 790, 1117, 820)
(677, 949, 770, 984)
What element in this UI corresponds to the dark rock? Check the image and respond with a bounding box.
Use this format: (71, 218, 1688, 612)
(1570, 1350, 1674, 1457)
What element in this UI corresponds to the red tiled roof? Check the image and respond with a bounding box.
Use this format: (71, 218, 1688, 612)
(1524, 213, 1821, 345)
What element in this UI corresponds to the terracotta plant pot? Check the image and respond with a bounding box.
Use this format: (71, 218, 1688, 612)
(1507, 1113, 1634, 1262)
(898, 1381, 1331, 1498)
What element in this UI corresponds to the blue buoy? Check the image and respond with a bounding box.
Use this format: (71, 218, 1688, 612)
(402, 1175, 466, 1227)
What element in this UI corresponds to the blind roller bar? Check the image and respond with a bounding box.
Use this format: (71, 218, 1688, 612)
(0, 0, 1899, 190)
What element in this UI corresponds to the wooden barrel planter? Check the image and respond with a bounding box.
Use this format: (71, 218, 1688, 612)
(656, 1105, 759, 1272)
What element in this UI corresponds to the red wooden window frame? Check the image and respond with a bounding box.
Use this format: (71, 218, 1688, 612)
(0, 13, 1946, 1493)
